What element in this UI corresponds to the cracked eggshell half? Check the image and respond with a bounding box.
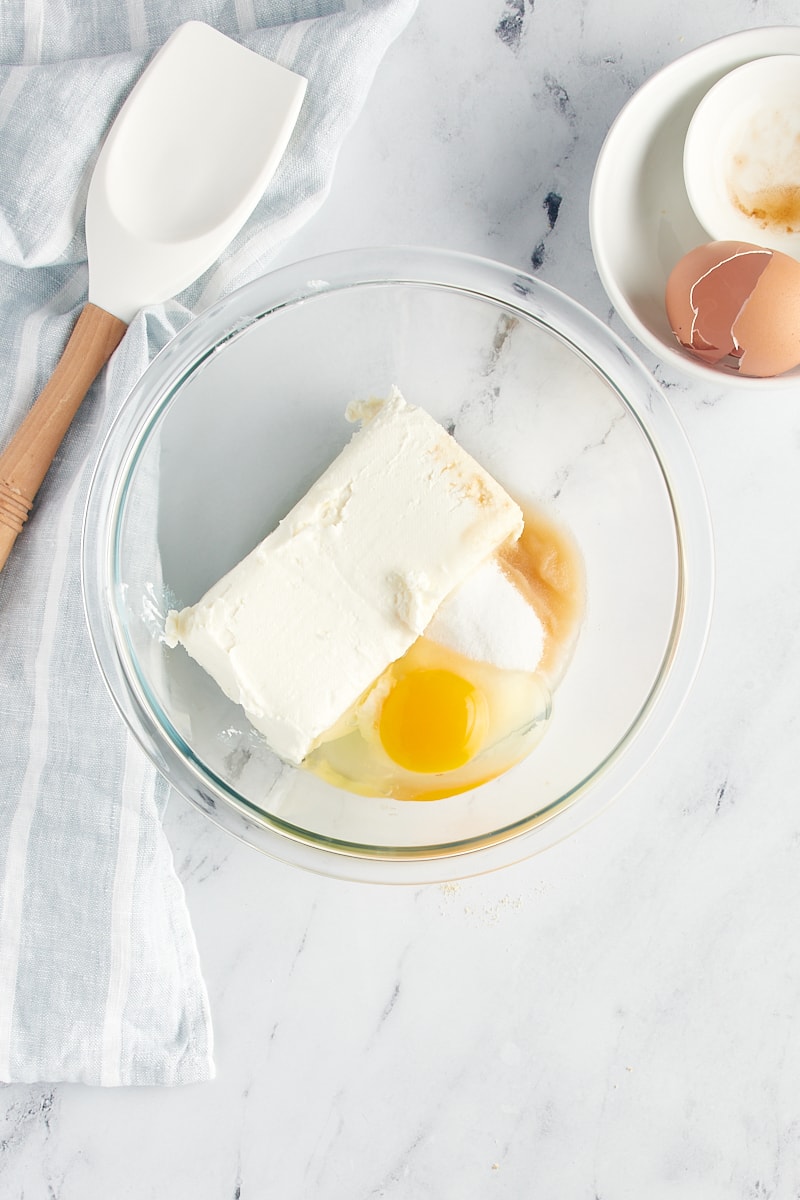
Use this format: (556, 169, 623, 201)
(665, 240, 800, 378)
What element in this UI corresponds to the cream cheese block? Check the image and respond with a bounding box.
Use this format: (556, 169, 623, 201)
(165, 388, 523, 765)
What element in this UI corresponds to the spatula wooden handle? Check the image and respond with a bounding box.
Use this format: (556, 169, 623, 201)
(0, 303, 127, 572)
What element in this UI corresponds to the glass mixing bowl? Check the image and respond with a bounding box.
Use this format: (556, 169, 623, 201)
(82, 247, 713, 882)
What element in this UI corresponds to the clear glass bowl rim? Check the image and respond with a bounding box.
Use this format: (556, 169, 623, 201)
(81, 245, 715, 884)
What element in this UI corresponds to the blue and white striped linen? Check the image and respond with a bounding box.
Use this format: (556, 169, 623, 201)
(0, 0, 416, 1086)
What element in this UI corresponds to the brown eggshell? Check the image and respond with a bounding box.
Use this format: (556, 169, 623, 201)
(734, 251, 800, 376)
(665, 240, 800, 377)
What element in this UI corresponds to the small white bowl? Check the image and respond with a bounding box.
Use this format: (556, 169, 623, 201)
(684, 55, 800, 258)
(590, 28, 800, 388)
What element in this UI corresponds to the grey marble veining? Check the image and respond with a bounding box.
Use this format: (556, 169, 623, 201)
(5, 0, 800, 1196)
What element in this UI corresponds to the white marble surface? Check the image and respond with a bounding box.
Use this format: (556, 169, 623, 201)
(5, 0, 800, 1195)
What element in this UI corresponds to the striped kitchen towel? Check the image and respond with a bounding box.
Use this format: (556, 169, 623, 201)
(0, 0, 417, 1086)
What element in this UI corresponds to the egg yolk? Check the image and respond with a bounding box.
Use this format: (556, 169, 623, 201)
(378, 668, 489, 773)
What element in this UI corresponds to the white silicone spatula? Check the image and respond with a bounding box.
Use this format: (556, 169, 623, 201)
(0, 20, 306, 571)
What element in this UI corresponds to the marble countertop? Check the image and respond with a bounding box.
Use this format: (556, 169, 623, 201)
(5, 1, 800, 1196)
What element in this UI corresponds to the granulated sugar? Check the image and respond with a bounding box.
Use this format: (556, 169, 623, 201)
(424, 558, 544, 672)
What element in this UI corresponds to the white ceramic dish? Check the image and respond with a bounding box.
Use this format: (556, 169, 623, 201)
(683, 55, 800, 259)
(590, 27, 800, 389)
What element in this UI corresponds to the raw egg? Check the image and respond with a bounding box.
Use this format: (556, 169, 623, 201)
(665, 240, 800, 377)
(302, 635, 553, 802)
(301, 505, 585, 802)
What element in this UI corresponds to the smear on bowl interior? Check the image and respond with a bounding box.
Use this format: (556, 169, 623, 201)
(165, 388, 584, 800)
